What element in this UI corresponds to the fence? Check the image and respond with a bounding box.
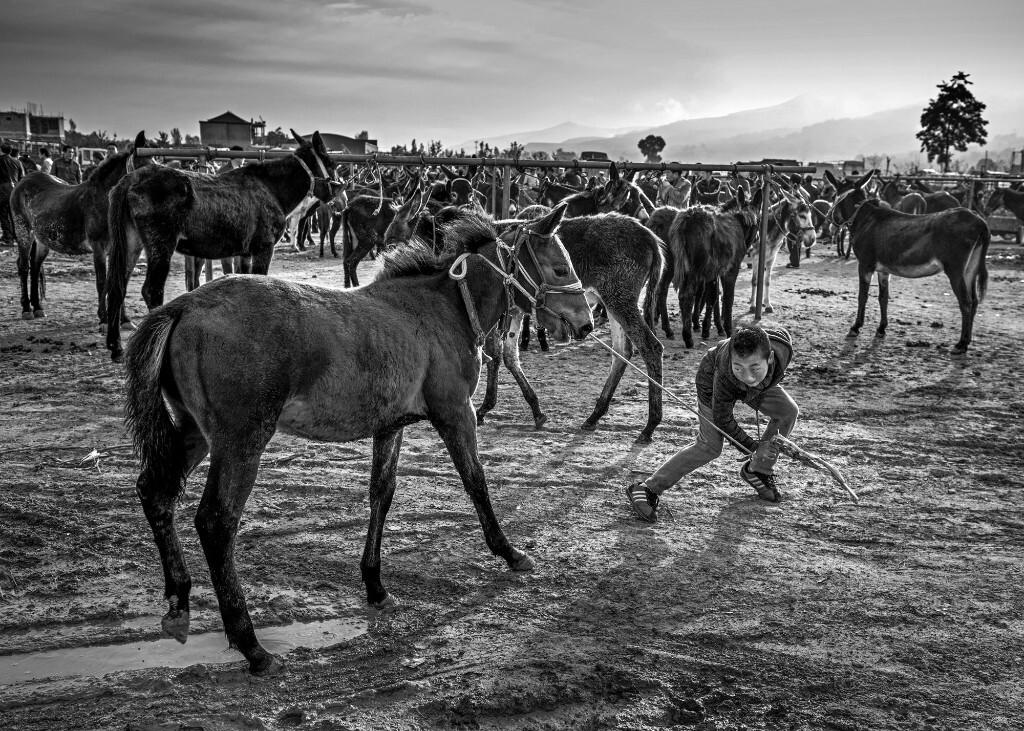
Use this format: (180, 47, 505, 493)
(132, 148, 816, 320)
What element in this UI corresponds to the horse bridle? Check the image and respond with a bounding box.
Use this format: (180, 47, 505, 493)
(448, 225, 585, 347)
(826, 189, 866, 230)
(295, 149, 335, 199)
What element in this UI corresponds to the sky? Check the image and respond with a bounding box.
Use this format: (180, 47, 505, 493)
(4, 0, 1021, 149)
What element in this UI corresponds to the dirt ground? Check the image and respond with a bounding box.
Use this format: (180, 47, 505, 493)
(1, 234, 1022, 731)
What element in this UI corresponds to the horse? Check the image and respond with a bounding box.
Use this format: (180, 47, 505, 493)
(909, 179, 961, 212)
(476, 211, 666, 442)
(747, 194, 816, 313)
(11, 131, 148, 325)
(536, 177, 583, 207)
(828, 170, 989, 354)
(879, 178, 927, 215)
(983, 186, 1024, 223)
(382, 187, 470, 253)
(651, 194, 759, 348)
(120, 205, 592, 676)
(105, 130, 336, 360)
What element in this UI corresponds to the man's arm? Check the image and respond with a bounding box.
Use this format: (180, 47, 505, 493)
(711, 377, 757, 453)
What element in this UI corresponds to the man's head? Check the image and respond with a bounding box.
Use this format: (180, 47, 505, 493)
(106, 143, 118, 157)
(39, 147, 50, 159)
(730, 326, 773, 386)
(0, 143, 11, 156)
(666, 169, 681, 184)
(62, 145, 76, 161)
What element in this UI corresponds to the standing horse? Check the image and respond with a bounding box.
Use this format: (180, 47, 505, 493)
(11, 131, 148, 324)
(878, 178, 926, 215)
(747, 194, 816, 313)
(105, 130, 336, 360)
(828, 171, 989, 353)
(984, 186, 1024, 223)
(909, 179, 961, 212)
(477, 212, 665, 442)
(121, 206, 592, 675)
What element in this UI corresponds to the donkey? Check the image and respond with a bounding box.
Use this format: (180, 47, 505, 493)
(121, 207, 591, 675)
(747, 194, 816, 313)
(477, 212, 666, 442)
(105, 130, 336, 360)
(828, 170, 990, 353)
(536, 177, 584, 207)
(382, 188, 467, 253)
(984, 186, 1024, 224)
(909, 179, 960, 212)
(879, 178, 926, 215)
(11, 131, 148, 325)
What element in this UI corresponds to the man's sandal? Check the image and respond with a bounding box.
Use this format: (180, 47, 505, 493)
(740, 461, 782, 503)
(625, 482, 659, 523)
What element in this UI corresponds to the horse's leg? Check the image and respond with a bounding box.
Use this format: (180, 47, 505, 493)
(361, 427, 404, 608)
(137, 417, 208, 645)
(595, 304, 663, 443)
(581, 315, 631, 435)
(140, 238, 173, 310)
(762, 241, 781, 314)
(875, 271, 890, 339)
(502, 311, 546, 428)
(432, 404, 533, 571)
(29, 240, 46, 318)
(678, 279, 697, 349)
(847, 265, 873, 338)
(93, 244, 108, 326)
(518, 312, 532, 351)
(195, 439, 277, 675)
(721, 271, 739, 336)
(17, 236, 33, 320)
(183, 256, 197, 293)
(537, 321, 549, 352)
(329, 214, 342, 257)
(747, 247, 760, 312)
(477, 328, 504, 425)
(657, 253, 674, 339)
(220, 258, 235, 276)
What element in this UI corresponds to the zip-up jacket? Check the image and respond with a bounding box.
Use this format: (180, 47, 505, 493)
(695, 327, 794, 452)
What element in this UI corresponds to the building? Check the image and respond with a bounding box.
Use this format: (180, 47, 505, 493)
(306, 132, 378, 154)
(0, 108, 66, 146)
(199, 111, 258, 148)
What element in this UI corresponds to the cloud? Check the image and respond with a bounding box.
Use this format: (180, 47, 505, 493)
(323, 0, 431, 17)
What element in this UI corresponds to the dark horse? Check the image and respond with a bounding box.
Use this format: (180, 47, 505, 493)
(476, 211, 666, 442)
(121, 206, 593, 675)
(11, 131, 148, 324)
(105, 130, 336, 359)
(828, 171, 989, 353)
(984, 186, 1024, 224)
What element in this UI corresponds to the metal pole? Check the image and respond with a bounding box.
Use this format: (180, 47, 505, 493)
(755, 166, 771, 321)
(501, 165, 512, 218)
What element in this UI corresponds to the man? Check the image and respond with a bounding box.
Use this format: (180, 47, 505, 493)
(106, 143, 119, 158)
(37, 147, 52, 174)
(51, 145, 82, 184)
(0, 142, 25, 244)
(656, 167, 691, 208)
(693, 170, 722, 202)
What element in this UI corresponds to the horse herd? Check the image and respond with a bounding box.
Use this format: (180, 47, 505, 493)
(7, 131, 1004, 674)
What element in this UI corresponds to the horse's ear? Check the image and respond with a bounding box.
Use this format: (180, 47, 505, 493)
(290, 128, 307, 146)
(585, 176, 597, 191)
(855, 169, 875, 189)
(736, 187, 747, 208)
(608, 162, 619, 182)
(131, 130, 147, 153)
(824, 170, 838, 187)
(749, 186, 763, 210)
(530, 202, 566, 236)
(310, 131, 329, 155)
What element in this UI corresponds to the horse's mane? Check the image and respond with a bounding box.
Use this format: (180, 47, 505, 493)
(87, 151, 131, 188)
(378, 210, 497, 281)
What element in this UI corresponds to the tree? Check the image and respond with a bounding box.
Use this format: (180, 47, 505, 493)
(638, 134, 666, 163)
(185, 134, 201, 146)
(171, 127, 182, 147)
(531, 151, 550, 161)
(266, 127, 288, 146)
(157, 130, 170, 147)
(916, 71, 988, 173)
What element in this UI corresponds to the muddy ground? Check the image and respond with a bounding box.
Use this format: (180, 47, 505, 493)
(1, 235, 1022, 731)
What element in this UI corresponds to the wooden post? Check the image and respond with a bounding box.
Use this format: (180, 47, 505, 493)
(755, 167, 771, 321)
(501, 165, 512, 218)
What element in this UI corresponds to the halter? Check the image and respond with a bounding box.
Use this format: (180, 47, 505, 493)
(447, 226, 585, 349)
(826, 188, 866, 230)
(295, 150, 333, 199)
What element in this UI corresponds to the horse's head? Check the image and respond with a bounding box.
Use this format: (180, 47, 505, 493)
(449, 177, 474, 206)
(596, 163, 648, 221)
(290, 129, 336, 199)
(498, 204, 593, 342)
(384, 184, 429, 249)
(982, 187, 1005, 216)
(827, 170, 876, 227)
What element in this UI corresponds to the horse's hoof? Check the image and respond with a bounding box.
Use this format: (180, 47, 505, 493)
(846, 329, 859, 339)
(34, 310, 46, 318)
(122, 319, 137, 331)
(635, 432, 653, 444)
(579, 421, 598, 432)
(250, 652, 285, 677)
(764, 306, 773, 314)
(161, 609, 191, 644)
(508, 548, 535, 572)
(951, 344, 968, 355)
(110, 348, 124, 363)
(371, 593, 398, 612)
(875, 330, 886, 339)
(21, 311, 34, 321)
(664, 332, 675, 340)
(533, 414, 548, 430)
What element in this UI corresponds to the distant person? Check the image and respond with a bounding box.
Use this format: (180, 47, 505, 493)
(16, 143, 39, 173)
(37, 147, 52, 175)
(562, 165, 582, 188)
(106, 143, 119, 158)
(656, 167, 691, 208)
(693, 169, 721, 202)
(0, 142, 25, 244)
(82, 150, 106, 180)
(51, 145, 82, 184)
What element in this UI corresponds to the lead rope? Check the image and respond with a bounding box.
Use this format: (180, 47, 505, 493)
(584, 333, 859, 503)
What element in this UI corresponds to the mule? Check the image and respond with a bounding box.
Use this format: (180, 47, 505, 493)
(747, 194, 816, 313)
(536, 177, 583, 207)
(984, 186, 1024, 223)
(11, 131, 148, 324)
(828, 170, 990, 353)
(909, 179, 960, 212)
(477, 212, 666, 442)
(105, 130, 336, 360)
(879, 179, 926, 215)
(121, 206, 592, 675)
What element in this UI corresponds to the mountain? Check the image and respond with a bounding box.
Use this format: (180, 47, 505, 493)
(456, 121, 639, 153)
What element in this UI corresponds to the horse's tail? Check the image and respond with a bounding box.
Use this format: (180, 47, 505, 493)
(123, 301, 190, 497)
(105, 176, 136, 357)
(641, 229, 667, 327)
(671, 208, 713, 291)
(976, 225, 990, 304)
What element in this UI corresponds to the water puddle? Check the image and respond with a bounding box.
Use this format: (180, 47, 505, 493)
(0, 616, 367, 686)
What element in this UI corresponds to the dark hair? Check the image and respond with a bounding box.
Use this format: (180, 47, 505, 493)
(229, 145, 244, 151)
(0, 143, 11, 155)
(731, 326, 771, 358)
(62, 145, 74, 153)
(39, 147, 50, 156)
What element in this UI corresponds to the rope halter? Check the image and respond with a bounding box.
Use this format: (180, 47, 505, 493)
(294, 149, 334, 199)
(448, 226, 586, 348)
